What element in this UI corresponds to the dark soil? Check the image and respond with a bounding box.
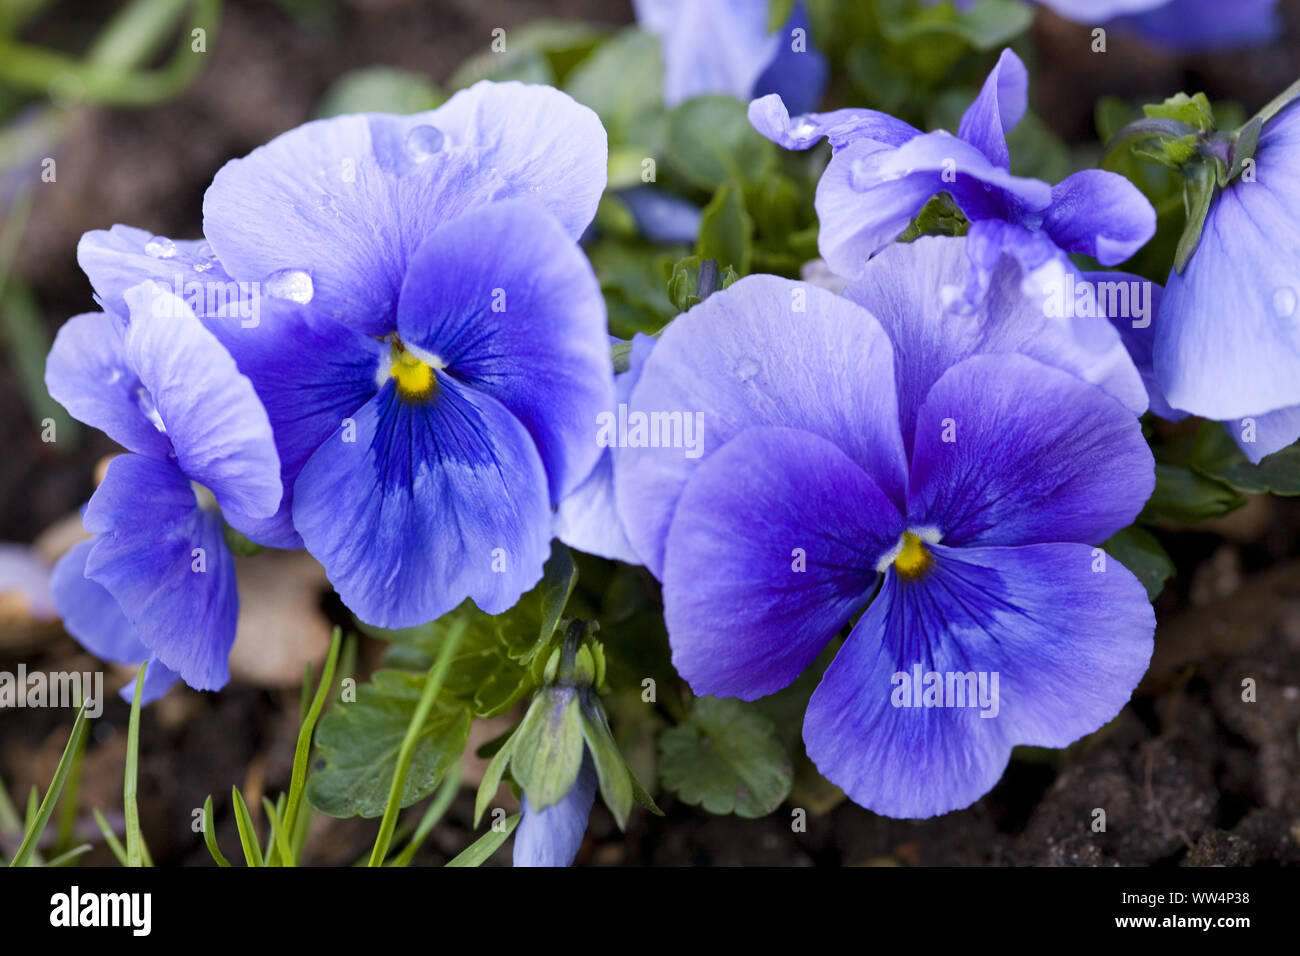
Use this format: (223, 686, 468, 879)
(3, 0, 1300, 866)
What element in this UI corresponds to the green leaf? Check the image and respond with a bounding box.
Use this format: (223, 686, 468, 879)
(449, 20, 607, 89)
(666, 255, 739, 314)
(509, 688, 585, 811)
(306, 672, 471, 819)
(695, 180, 754, 276)
(876, 0, 1033, 50)
(474, 728, 516, 827)
(314, 66, 442, 117)
(1144, 92, 1215, 133)
(666, 96, 775, 192)
(658, 696, 793, 818)
(563, 28, 662, 147)
(201, 796, 229, 867)
(1103, 525, 1175, 601)
(230, 787, 264, 868)
(1140, 463, 1246, 524)
(579, 702, 634, 829)
(1160, 420, 1300, 497)
(445, 813, 520, 867)
(8, 702, 89, 867)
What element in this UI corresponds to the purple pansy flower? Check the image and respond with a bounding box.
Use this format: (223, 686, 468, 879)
(1154, 99, 1300, 464)
(749, 49, 1156, 308)
(634, 0, 828, 114)
(616, 238, 1156, 817)
(46, 281, 283, 702)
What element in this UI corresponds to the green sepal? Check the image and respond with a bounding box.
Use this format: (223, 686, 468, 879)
(578, 696, 634, 829)
(508, 687, 585, 813)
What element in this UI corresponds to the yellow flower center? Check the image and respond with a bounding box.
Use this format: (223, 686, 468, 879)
(389, 341, 437, 401)
(878, 530, 933, 580)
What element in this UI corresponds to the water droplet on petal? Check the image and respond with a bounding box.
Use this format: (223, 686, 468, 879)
(144, 236, 177, 259)
(264, 268, 314, 304)
(404, 124, 445, 161)
(135, 386, 167, 433)
(1272, 286, 1296, 319)
(734, 358, 759, 382)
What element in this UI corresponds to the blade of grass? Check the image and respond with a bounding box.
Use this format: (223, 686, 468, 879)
(92, 809, 128, 866)
(388, 761, 462, 867)
(367, 617, 466, 867)
(445, 812, 520, 868)
(123, 662, 146, 867)
(46, 843, 92, 866)
(279, 627, 342, 861)
(261, 797, 293, 868)
(230, 787, 264, 867)
(9, 701, 89, 866)
(201, 796, 229, 867)
(54, 696, 89, 853)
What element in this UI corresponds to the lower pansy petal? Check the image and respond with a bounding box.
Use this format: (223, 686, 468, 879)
(1043, 170, 1157, 266)
(51, 538, 148, 664)
(82, 454, 239, 691)
(396, 200, 613, 504)
(616, 274, 907, 579)
(804, 540, 1153, 818)
(908, 353, 1153, 547)
(663, 426, 903, 701)
(1230, 405, 1300, 464)
(292, 375, 551, 629)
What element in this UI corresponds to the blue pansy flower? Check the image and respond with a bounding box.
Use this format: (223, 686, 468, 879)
(634, 0, 828, 114)
(78, 83, 617, 630)
(514, 753, 598, 867)
(1153, 98, 1300, 463)
(749, 49, 1156, 308)
(616, 238, 1156, 817)
(46, 281, 282, 702)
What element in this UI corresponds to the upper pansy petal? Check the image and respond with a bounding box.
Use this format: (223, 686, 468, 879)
(664, 426, 902, 701)
(1042, 169, 1156, 266)
(77, 225, 232, 320)
(908, 353, 1153, 547)
(83, 454, 239, 691)
(1118, 0, 1281, 52)
(203, 83, 605, 335)
(121, 282, 282, 523)
(514, 753, 597, 867)
(844, 238, 1148, 451)
(617, 275, 907, 578)
(804, 540, 1153, 818)
(45, 311, 171, 460)
(748, 94, 919, 151)
(641, 0, 778, 106)
(957, 48, 1028, 169)
(1155, 103, 1300, 420)
(396, 201, 613, 504)
(292, 376, 551, 629)
(555, 334, 656, 564)
(751, 4, 828, 116)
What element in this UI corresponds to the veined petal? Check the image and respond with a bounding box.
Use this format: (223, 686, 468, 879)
(751, 3, 828, 116)
(748, 94, 919, 151)
(82, 454, 239, 692)
(907, 353, 1153, 548)
(957, 48, 1028, 169)
(637, 0, 779, 106)
(292, 376, 551, 629)
(1042, 169, 1156, 266)
(396, 201, 613, 503)
(121, 282, 282, 524)
(617, 275, 907, 578)
(804, 541, 1153, 818)
(203, 83, 605, 335)
(663, 426, 903, 700)
(51, 538, 147, 664)
(77, 225, 235, 320)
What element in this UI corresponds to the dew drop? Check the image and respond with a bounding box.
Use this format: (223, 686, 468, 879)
(1272, 286, 1297, 319)
(264, 268, 314, 304)
(735, 358, 759, 382)
(144, 236, 177, 259)
(404, 124, 445, 161)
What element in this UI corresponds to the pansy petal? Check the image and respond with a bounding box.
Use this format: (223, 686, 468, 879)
(641, 0, 778, 106)
(1231, 405, 1300, 465)
(203, 83, 605, 334)
(748, 94, 919, 151)
(121, 657, 183, 705)
(45, 311, 171, 459)
(555, 335, 656, 564)
(908, 353, 1153, 547)
(664, 426, 903, 700)
(804, 541, 1153, 818)
(1042, 169, 1156, 266)
(617, 275, 907, 578)
(957, 48, 1028, 169)
(77, 225, 232, 320)
(121, 282, 282, 524)
(83, 454, 239, 691)
(292, 376, 551, 629)
(844, 237, 1148, 451)
(201, 299, 384, 549)
(396, 201, 613, 503)
(1090, 270, 1184, 421)
(514, 753, 597, 867)
(51, 538, 147, 663)
(751, 3, 828, 116)
(1155, 103, 1300, 420)
(1118, 0, 1281, 52)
